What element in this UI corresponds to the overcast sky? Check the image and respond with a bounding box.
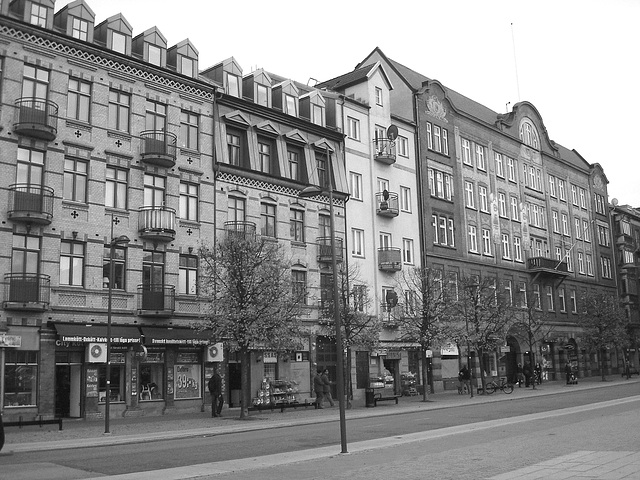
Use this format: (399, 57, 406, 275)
(57, 0, 640, 206)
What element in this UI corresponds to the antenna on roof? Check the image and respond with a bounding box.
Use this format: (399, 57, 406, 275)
(511, 23, 521, 102)
(506, 101, 511, 113)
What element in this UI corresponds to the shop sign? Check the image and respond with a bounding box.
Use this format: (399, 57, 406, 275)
(386, 351, 402, 360)
(60, 334, 140, 344)
(501, 346, 511, 353)
(263, 351, 277, 363)
(0, 334, 21, 347)
(426, 349, 433, 358)
(148, 337, 209, 346)
(176, 352, 200, 364)
(174, 364, 201, 399)
(441, 344, 458, 356)
(371, 349, 388, 357)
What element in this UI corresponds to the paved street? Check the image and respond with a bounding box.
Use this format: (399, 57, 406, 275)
(1, 376, 638, 480)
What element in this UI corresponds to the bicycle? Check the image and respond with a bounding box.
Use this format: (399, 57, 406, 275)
(484, 378, 514, 394)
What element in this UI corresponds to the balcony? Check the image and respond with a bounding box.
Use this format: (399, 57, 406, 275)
(527, 257, 570, 279)
(140, 130, 178, 168)
(376, 191, 399, 217)
(7, 184, 54, 225)
(13, 98, 58, 141)
(373, 138, 396, 165)
(137, 284, 175, 317)
(138, 206, 176, 242)
(317, 237, 343, 263)
(378, 247, 402, 272)
(3, 273, 50, 311)
(224, 221, 256, 239)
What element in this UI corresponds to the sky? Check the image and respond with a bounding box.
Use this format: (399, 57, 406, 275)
(56, 0, 640, 206)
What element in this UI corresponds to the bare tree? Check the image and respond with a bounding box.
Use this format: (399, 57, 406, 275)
(582, 292, 630, 381)
(318, 264, 381, 408)
(393, 267, 452, 401)
(510, 282, 556, 389)
(199, 231, 304, 418)
(450, 276, 514, 394)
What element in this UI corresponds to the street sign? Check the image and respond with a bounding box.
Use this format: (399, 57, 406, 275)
(0, 335, 21, 347)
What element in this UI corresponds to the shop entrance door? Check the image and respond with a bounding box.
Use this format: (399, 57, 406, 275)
(382, 359, 399, 395)
(228, 362, 241, 407)
(55, 364, 81, 418)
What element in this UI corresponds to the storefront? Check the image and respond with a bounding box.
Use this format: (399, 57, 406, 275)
(1, 327, 40, 420)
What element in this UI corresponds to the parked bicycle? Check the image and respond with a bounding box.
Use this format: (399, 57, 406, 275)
(484, 377, 514, 394)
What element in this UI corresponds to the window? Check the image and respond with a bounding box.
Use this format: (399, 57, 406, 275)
(379, 232, 391, 250)
(347, 117, 360, 140)
(461, 138, 472, 165)
(495, 153, 505, 178)
(111, 31, 126, 54)
(468, 225, 478, 253)
(571, 185, 579, 206)
(549, 176, 557, 198)
(433, 126, 442, 153)
(261, 202, 276, 237)
(148, 44, 161, 66)
(565, 248, 573, 272)
(579, 188, 587, 209)
(426, 123, 433, 149)
(16, 147, 44, 187)
(179, 182, 198, 221)
(517, 282, 527, 308)
(561, 214, 569, 236)
(227, 131, 241, 166)
(103, 244, 126, 289)
(108, 90, 130, 132)
(258, 140, 272, 174)
(375, 87, 383, 105)
(558, 288, 566, 312)
(570, 289, 578, 313)
(143, 174, 165, 206)
(428, 168, 454, 201)
(228, 196, 246, 223)
(312, 104, 324, 127)
(30, 3, 47, 27)
(507, 157, 516, 182)
(256, 84, 269, 107)
(106, 166, 127, 209)
(351, 228, 364, 256)
(504, 280, 513, 306)
(316, 151, 329, 188)
(595, 194, 606, 215)
(519, 119, 539, 149)
(575, 218, 582, 239)
(180, 56, 194, 77)
(397, 136, 409, 157)
(400, 186, 411, 212)
(145, 100, 166, 132)
(552, 211, 560, 233)
(67, 78, 91, 122)
(482, 228, 492, 255)
(442, 129, 449, 155)
(558, 179, 566, 201)
(578, 252, 585, 274)
(448, 219, 455, 247)
(514, 236, 523, 262)
(178, 255, 198, 295)
(586, 254, 594, 276)
(546, 286, 554, 311)
(349, 172, 362, 200)
(292, 270, 307, 304)
(464, 181, 475, 208)
(402, 238, 414, 264)
(142, 250, 165, 289)
(180, 111, 199, 150)
(502, 234, 511, 259)
(479, 186, 488, 212)
(511, 196, 519, 220)
(60, 241, 84, 286)
(598, 225, 610, 246)
(601, 256, 612, 279)
(63, 158, 88, 203)
(431, 215, 455, 247)
(71, 17, 88, 41)
(22, 64, 49, 99)
(290, 209, 304, 242)
(498, 193, 507, 217)
(475, 144, 486, 170)
(532, 284, 542, 310)
(4, 351, 38, 407)
(319, 214, 330, 238)
(284, 94, 297, 116)
(225, 72, 240, 97)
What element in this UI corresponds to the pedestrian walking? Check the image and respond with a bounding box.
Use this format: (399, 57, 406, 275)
(534, 363, 542, 384)
(313, 369, 325, 408)
(523, 362, 533, 387)
(458, 365, 471, 394)
(564, 361, 573, 385)
(516, 363, 524, 387)
(208, 367, 223, 417)
(322, 369, 335, 407)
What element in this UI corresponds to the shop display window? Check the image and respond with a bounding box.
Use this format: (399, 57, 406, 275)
(98, 363, 125, 402)
(174, 350, 202, 399)
(4, 350, 38, 407)
(140, 363, 164, 400)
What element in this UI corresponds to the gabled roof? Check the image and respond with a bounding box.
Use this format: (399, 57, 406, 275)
(316, 61, 392, 92)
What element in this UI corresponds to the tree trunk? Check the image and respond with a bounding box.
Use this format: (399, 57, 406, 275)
(421, 345, 430, 401)
(346, 347, 353, 409)
(240, 348, 250, 418)
(478, 347, 486, 394)
(600, 347, 606, 381)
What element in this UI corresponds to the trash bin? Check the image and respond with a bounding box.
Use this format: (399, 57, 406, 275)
(365, 388, 376, 408)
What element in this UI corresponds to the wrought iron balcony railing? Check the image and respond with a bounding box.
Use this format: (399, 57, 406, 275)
(3, 273, 50, 310)
(14, 98, 58, 141)
(7, 184, 54, 225)
(137, 284, 175, 317)
(138, 206, 176, 242)
(140, 130, 178, 168)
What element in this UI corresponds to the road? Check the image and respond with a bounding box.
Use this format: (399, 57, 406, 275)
(1, 383, 639, 479)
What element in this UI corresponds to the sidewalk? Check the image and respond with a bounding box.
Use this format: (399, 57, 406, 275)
(2, 375, 638, 454)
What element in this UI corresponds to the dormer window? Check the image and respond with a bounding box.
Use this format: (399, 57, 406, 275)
(72, 17, 89, 40)
(225, 72, 240, 97)
(30, 3, 48, 27)
(112, 31, 126, 53)
(181, 56, 194, 77)
(312, 104, 325, 127)
(148, 44, 161, 66)
(519, 118, 539, 149)
(285, 94, 297, 116)
(256, 84, 269, 107)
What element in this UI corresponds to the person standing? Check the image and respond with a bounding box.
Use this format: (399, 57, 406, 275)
(322, 369, 335, 407)
(516, 363, 524, 387)
(458, 365, 471, 394)
(313, 369, 325, 409)
(208, 368, 223, 417)
(564, 361, 573, 385)
(534, 363, 543, 384)
(523, 362, 533, 387)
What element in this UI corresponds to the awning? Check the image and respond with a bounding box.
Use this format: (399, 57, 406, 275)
(141, 327, 210, 346)
(54, 323, 142, 344)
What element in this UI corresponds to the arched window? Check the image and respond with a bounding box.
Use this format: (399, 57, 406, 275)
(519, 118, 539, 149)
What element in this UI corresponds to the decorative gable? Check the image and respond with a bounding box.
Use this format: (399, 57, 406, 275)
(284, 129, 307, 144)
(255, 120, 280, 137)
(222, 110, 251, 128)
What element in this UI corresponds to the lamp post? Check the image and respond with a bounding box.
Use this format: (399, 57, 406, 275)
(299, 145, 348, 454)
(105, 214, 130, 434)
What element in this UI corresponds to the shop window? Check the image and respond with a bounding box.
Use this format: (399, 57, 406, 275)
(139, 358, 164, 400)
(174, 351, 202, 399)
(4, 350, 38, 406)
(98, 358, 125, 403)
(356, 351, 369, 389)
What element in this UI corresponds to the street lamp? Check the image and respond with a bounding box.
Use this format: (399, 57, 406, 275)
(299, 145, 348, 454)
(105, 214, 130, 434)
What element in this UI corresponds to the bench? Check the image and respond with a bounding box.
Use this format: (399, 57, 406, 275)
(3, 416, 63, 431)
(373, 393, 401, 406)
(248, 399, 316, 413)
